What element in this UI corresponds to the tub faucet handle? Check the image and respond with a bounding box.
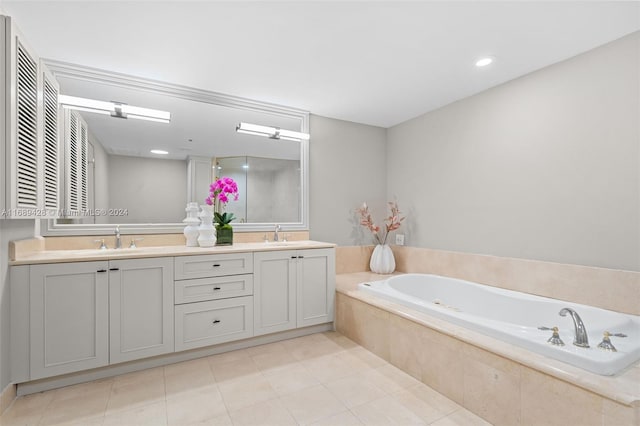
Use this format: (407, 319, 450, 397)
(597, 331, 627, 352)
(538, 326, 565, 346)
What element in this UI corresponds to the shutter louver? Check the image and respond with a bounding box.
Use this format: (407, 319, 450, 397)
(68, 111, 79, 212)
(15, 41, 39, 208)
(43, 74, 59, 210)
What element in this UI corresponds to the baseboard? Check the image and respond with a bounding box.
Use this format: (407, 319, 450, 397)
(0, 383, 17, 415)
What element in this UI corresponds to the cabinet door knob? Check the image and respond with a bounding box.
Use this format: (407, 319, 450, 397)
(298, 256, 304, 259)
(291, 256, 297, 259)
(212, 264, 221, 267)
(212, 319, 221, 324)
(109, 268, 119, 271)
(97, 269, 107, 273)
(213, 287, 221, 291)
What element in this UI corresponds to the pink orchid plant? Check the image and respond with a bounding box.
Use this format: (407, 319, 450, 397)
(206, 177, 239, 227)
(356, 201, 405, 245)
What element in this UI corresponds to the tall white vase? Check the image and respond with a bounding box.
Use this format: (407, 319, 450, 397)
(183, 202, 200, 247)
(370, 244, 395, 274)
(197, 205, 217, 247)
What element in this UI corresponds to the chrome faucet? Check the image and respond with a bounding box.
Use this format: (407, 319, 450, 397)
(114, 225, 122, 249)
(559, 308, 589, 348)
(274, 224, 281, 242)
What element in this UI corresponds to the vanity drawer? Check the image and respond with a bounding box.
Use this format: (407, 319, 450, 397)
(175, 274, 253, 304)
(174, 253, 253, 279)
(175, 296, 253, 351)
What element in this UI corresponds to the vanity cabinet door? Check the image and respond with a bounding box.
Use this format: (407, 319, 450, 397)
(109, 257, 174, 364)
(30, 261, 109, 380)
(253, 250, 297, 336)
(296, 248, 336, 328)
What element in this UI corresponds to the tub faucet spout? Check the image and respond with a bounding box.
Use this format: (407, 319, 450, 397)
(559, 308, 589, 348)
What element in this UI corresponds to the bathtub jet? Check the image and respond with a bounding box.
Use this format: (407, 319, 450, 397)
(359, 274, 640, 376)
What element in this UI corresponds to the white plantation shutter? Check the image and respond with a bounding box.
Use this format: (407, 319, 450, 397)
(66, 110, 79, 212)
(3, 17, 63, 217)
(80, 119, 88, 210)
(64, 110, 88, 215)
(15, 40, 39, 208)
(42, 69, 59, 211)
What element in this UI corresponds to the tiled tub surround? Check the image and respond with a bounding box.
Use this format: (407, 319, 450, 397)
(359, 274, 640, 376)
(335, 249, 640, 426)
(389, 245, 640, 316)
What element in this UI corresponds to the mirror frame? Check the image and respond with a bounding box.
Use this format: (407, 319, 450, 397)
(42, 60, 310, 236)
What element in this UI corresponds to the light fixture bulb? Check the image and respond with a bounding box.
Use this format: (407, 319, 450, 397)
(236, 122, 310, 142)
(58, 95, 171, 123)
(475, 57, 494, 67)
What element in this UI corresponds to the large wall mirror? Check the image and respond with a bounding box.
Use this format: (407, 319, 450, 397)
(43, 61, 309, 235)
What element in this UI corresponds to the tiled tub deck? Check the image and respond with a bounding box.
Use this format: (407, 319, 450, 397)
(336, 271, 640, 426)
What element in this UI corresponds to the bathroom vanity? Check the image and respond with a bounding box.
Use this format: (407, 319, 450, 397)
(9, 240, 335, 394)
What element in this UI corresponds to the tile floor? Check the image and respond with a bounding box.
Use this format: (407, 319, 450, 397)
(0, 332, 491, 426)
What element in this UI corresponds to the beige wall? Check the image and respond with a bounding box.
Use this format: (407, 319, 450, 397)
(387, 32, 640, 271)
(309, 115, 387, 246)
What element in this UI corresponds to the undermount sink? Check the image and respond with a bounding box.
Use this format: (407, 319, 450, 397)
(263, 241, 297, 246)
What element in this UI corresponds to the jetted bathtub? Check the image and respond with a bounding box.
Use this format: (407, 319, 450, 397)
(358, 274, 640, 375)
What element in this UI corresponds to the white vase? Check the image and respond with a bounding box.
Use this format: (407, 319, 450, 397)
(197, 205, 217, 247)
(183, 202, 201, 247)
(370, 244, 395, 274)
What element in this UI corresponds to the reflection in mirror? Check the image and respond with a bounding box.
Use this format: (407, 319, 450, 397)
(44, 62, 309, 235)
(217, 156, 301, 224)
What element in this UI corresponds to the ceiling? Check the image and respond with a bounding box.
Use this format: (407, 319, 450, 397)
(2, 1, 639, 128)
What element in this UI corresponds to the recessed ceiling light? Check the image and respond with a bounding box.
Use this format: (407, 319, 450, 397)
(475, 57, 494, 67)
(150, 149, 169, 155)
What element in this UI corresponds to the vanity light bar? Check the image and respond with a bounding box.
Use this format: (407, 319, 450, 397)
(58, 95, 171, 123)
(236, 122, 310, 141)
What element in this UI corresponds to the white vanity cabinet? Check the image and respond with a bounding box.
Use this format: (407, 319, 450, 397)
(11, 244, 334, 389)
(14, 257, 174, 381)
(174, 253, 254, 351)
(29, 261, 110, 380)
(1, 16, 61, 216)
(253, 248, 335, 336)
(109, 257, 174, 364)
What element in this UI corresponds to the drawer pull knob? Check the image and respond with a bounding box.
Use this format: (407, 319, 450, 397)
(97, 269, 107, 273)
(213, 287, 221, 291)
(298, 256, 304, 259)
(212, 319, 221, 324)
(212, 264, 221, 267)
(109, 268, 120, 271)
(291, 256, 297, 259)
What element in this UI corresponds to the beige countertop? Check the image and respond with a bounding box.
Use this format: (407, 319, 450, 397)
(10, 240, 335, 266)
(336, 271, 640, 407)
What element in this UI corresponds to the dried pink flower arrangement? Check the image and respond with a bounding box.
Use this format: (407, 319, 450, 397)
(356, 201, 405, 245)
